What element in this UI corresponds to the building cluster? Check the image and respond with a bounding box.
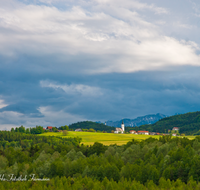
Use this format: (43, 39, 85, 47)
(129, 127, 179, 135)
(45, 126, 62, 132)
(129, 130, 149, 135)
(114, 121, 179, 136)
(46, 122, 180, 136)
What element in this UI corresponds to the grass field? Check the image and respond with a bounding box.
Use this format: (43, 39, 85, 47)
(40, 131, 195, 145)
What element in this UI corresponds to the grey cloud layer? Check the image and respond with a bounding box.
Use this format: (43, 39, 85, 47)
(1, 0, 199, 71)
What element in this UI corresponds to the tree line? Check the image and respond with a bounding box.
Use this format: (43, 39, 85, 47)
(11, 125, 69, 134)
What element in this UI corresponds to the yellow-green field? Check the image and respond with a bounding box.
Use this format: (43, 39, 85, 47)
(40, 132, 195, 145)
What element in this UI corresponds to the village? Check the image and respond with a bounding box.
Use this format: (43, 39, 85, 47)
(128, 127, 179, 136)
(114, 121, 179, 136)
(45, 121, 180, 137)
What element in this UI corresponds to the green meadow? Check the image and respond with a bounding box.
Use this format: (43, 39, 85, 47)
(41, 131, 154, 145)
(40, 131, 195, 145)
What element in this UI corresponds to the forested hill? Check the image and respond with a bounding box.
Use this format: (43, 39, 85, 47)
(137, 111, 200, 135)
(69, 121, 114, 132)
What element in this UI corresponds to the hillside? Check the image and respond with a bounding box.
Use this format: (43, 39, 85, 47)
(137, 111, 200, 135)
(69, 121, 114, 132)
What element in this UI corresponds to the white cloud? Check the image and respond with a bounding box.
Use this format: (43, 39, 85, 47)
(0, 111, 24, 130)
(0, 107, 86, 129)
(0, 124, 20, 131)
(0, 99, 8, 109)
(94, 0, 169, 14)
(177, 24, 194, 29)
(38, 106, 86, 125)
(32, 0, 169, 15)
(40, 80, 103, 96)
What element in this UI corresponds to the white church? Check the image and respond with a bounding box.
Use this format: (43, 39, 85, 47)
(114, 120, 125, 133)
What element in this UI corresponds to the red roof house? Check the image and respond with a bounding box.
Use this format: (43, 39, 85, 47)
(46, 126, 53, 131)
(130, 130, 136, 134)
(172, 127, 179, 131)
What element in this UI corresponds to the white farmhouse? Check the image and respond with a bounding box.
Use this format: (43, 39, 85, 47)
(137, 131, 149, 135)
(130, 130, 136, 134)
(172, 127, 179, 131)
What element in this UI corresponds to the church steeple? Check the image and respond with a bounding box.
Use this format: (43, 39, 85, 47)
(121, 119, 125, 133)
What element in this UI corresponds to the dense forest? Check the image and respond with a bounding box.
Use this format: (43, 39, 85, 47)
(1, 131, 200, 189)
(136, 111, 200, 135)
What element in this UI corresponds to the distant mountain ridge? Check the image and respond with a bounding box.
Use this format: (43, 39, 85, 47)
(106, 113, 167, 127)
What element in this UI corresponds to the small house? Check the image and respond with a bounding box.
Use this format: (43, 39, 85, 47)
(130, 130, 136, 134)
(149, 132, 156, 135)
(75, 128, 82, 132)
(172, 127, 179, 131)
(46, 126, 53, 132)
(114, 128, 123, 133)
(137, 131, 149, 135)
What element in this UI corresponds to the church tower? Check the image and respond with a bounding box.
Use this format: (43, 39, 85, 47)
(121, 120, 125, 133)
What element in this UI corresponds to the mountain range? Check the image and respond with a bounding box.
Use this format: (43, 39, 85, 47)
(105, 113, 167, 127)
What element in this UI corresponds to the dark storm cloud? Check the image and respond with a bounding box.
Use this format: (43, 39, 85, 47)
(1, 52, 200, 127)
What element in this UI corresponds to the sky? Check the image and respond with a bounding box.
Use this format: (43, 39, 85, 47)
(0, 0, 200, 129)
